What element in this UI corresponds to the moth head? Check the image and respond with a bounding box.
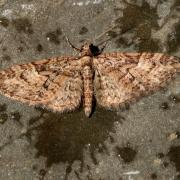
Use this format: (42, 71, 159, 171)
(80, 42, 101, 56)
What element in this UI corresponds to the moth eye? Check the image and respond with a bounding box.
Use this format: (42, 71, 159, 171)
(89, 44, 93, 49)
(89, 44, 100, 55)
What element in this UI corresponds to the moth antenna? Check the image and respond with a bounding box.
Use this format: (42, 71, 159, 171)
(61, 29, 81, 52)
(65, 36, 81, 52)
(93, 24, 116, 42)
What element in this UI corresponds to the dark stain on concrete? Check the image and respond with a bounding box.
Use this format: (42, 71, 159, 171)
(2, 47, 7, 51)
(0, 105, 21, 126)
(175, 175, 180, 180)
(167, 145, 180, 174)
(115, 145, 137, 163)
(56, 28, 62, 36)
(151, 173, 157, 179)
(163, 161, 169, 168)
(2, 55, 11, 61)
(110, 1, 160, 52)
(46, 28, 62, 45)
(10, 112, 23, 127)
(36, 44, 43, 52)
(135, 24, 159, 52)
(0, 104, 7, 112)
(0, 113, 8, 124)
(115, 36, 133, 49)
(159, 102, 169, 110)
(156, 152, 170, 168)
(86, 164, 93, 179)
(0, 17, 9, 28)
(109, 135, 115, 143)
(167, 22, 180, 53)
(17, 46, 24, 52)
(32, 164, 38, 170)
(65, 165, 72, 179)
(79, 27, 88, 35)
(12, 18, 34, 34)
(107, 30, 118, 38)
(174, 0, 180, 6)
(39, 169, 47, 180)
(27, 107, 122, 178)
(98, 143, 108, 154)
(116, 1, 158, 33)
(0, 104, 8, 124)
(157, 152, 165, 158)
(28, 117, 39, 126)
(74, 170, 82, 180)
(169, 94, 180, 103)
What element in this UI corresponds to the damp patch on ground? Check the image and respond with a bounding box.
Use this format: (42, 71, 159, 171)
(12, 18, 34, 34)
(25, 107, 123, 178)
(46, 28, 62, 45)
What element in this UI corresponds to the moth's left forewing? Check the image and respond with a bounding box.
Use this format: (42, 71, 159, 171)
(93, 52, 139, 109)
(93, 52, 180, 110)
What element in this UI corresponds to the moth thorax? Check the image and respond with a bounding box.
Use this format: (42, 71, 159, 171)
(80, 50, 92, 57)
(81, 56, 92, 67)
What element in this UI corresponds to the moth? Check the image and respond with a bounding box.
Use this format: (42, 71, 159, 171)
(0, 40, 179, 117)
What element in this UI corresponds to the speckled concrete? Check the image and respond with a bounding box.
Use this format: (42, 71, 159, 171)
(0, 0, 180, 180)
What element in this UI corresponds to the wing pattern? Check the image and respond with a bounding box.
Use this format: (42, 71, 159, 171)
(93, 52, 179, 109)
(0, 49, 179, 116)
(0, 56, 83, 112)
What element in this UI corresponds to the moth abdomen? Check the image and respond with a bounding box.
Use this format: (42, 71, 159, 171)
(82, 66, 93, 117)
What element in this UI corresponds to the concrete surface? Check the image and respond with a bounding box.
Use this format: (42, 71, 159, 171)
(0, 0, 180, 179)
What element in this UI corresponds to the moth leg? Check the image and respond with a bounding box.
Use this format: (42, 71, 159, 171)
(99, 41, 108, 54)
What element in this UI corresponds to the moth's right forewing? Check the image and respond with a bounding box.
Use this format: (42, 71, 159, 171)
(0, 56, 83, 113)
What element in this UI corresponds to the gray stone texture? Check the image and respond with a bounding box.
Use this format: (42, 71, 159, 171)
(0, 0, 180, 179)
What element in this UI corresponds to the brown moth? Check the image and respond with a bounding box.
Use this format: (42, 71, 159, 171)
(0, 40, 179, 117)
